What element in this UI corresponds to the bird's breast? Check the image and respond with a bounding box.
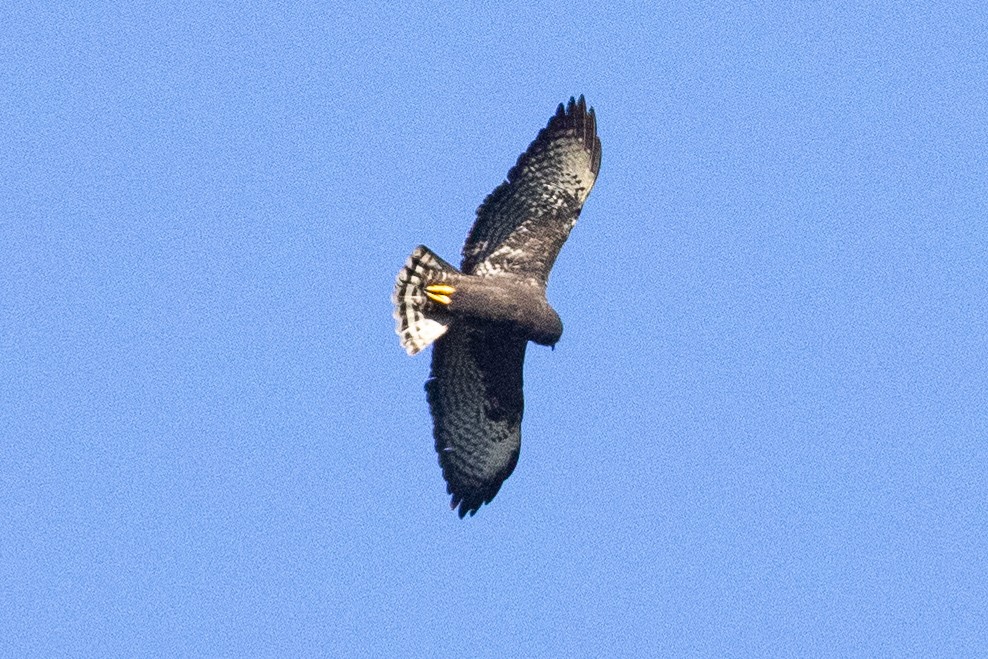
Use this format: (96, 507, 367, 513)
(450, 277, 562, 346)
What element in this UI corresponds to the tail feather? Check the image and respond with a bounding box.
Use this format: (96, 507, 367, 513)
(392, 245, 458, 355)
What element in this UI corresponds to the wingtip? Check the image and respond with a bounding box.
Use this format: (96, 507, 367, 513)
(565, 94, 590, 115)
(448, 490, 485, 518)
(560, 95, 601, 176)
(456, 502, 480, 518)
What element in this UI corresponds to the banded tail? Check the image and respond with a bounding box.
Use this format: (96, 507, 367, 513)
(392, 245, 459, 355)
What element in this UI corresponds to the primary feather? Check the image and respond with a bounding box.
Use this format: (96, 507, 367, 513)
(393, 96, 601, 517)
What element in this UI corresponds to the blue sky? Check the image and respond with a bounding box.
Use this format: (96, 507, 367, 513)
(3, 2, 986, 656)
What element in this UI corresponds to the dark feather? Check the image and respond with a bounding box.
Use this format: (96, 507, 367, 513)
(461, 95, 601, 284)
(396, 96, 602, 517)
(426, 324, 527, 517)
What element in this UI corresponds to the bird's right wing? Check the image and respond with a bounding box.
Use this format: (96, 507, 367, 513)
(460, 96, 601, 285)
(425, 323, 527, 517)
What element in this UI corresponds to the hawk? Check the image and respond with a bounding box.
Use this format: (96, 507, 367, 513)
(392, 96, 601, 517)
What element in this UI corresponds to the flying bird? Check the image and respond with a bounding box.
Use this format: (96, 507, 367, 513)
(393, 96, 601, 517)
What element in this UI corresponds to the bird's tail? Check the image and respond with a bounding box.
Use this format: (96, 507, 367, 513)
(392, 245, 458, 355)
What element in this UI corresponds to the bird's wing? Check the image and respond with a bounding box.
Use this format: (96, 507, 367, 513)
(426, 323, 527, 517)
(461, 95, 601, 284)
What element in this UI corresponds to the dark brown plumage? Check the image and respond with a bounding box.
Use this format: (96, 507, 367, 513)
(393, 96, 601, 517)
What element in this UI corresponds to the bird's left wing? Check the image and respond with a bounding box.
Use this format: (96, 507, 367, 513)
(425, 323, 528, 517)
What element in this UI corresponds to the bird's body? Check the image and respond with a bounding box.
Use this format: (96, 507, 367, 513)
(437, 273, 562, 347)
(393, 96, 601, 517)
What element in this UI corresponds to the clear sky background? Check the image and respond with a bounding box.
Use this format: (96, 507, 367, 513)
(3, 2, 986, 656)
